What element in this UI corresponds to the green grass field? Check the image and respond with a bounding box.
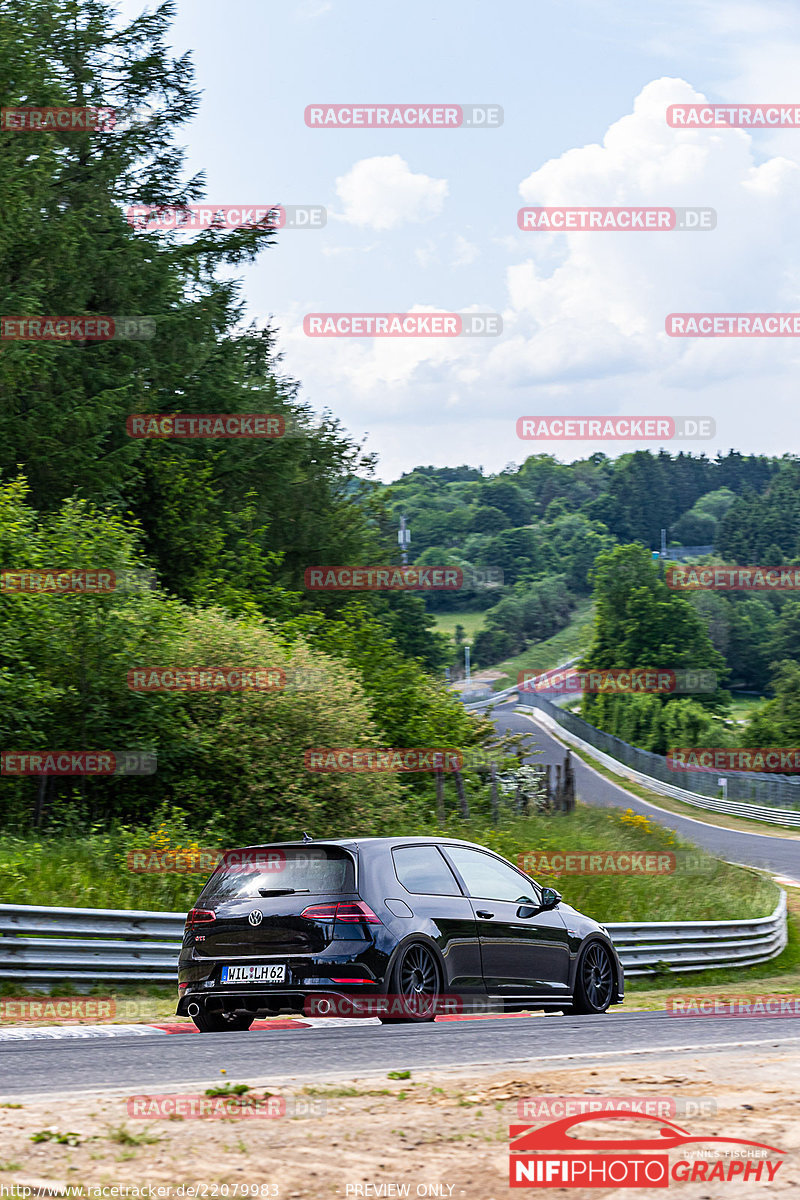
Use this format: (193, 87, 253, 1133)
(431, 609, 489, 643)
(727, 694, 765, 723)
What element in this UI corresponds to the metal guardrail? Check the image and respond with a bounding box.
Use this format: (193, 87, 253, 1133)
(459, 657, 580, 710)
(0, 904, 184, 987)
(523, 702, 800, 827)
(605, 892, 787, 976)
(0, 893, 787, 988)
(460, 655, 800, 816)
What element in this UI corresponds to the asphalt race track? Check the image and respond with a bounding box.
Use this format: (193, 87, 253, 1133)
(492, 701, 800, 879)
(2, 700, 796, 1102)
(2, 1013, 798, 1097)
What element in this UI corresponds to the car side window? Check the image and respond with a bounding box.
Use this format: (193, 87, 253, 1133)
(392, 846, 462, 895)
(445, 846, 538, 903)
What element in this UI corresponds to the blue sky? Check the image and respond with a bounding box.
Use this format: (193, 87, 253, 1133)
(115, 0, 800, 479)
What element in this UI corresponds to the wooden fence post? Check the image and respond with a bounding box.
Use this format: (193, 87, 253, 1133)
(453, 769, 470, 820)
(490, 762, 499, 826)
(435, 768, 446, 825)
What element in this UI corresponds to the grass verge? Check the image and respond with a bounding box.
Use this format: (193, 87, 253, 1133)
(0, 806, 779, 921)
(490, 599, 595, 690)
(623, 887, 800, 1005)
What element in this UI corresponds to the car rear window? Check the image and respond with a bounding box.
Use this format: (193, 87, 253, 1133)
(392, 845, 461, 895)
(196, 846, 355, 904)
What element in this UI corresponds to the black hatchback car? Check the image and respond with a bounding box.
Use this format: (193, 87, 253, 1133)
(177, 836, 624, 1031)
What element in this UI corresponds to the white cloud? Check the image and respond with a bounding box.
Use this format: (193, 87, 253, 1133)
(452, 235, 479, 266)
(334, 155, 448, 230)
(275, 75, 800, 476)
(493, 75, 800, 386)
(294, 0, 333, 18)
(321, 242, 379, 258)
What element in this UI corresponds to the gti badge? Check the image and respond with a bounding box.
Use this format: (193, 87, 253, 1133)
(248, 909, 263, 926)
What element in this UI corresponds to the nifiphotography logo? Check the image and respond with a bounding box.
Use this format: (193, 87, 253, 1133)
(509, 1110, 785, 1187)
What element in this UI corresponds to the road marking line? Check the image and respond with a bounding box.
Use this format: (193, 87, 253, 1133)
(506, 1035, 800, 1063)
(0, 1024, 169, 1041)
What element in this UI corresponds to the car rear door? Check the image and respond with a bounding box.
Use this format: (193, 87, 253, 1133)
(441, 845, 571, 1000)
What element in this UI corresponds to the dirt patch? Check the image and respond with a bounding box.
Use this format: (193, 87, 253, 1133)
(1, 1049, 797, 1198)
(449, 670, 507, 693)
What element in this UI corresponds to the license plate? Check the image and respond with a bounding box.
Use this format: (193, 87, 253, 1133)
(221, 964, 286, 984)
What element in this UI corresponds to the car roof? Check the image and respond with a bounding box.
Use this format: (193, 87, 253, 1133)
(230, 836, 499, 854)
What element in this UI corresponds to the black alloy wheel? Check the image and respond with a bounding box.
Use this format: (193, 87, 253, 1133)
(379, 942, 441, 1023)
(571, 941, 615, 1014)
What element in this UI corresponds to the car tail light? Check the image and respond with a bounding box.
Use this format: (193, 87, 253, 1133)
(186, 908, 216, 927)
(300, 901, 382, 924)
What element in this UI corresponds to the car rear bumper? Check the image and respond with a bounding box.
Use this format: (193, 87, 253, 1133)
(177, 987, 370, 1018)
(177, 944, 389, 1014)
(177, 986, 498, 1019)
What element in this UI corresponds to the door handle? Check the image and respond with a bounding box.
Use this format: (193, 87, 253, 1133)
(476, 910, 494, 919)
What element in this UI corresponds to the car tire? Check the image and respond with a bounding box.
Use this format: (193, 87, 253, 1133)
(191, 1008, 255, 1033)
(378, 941, 441, 1024)
(568, 941, 615, 1014)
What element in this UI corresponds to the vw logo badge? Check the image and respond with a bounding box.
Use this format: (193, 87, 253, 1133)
(248, 909, 263, 927)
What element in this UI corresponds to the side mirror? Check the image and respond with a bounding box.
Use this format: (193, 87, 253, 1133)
(516, 887, 562, 918)
(540, 887, 562, 910)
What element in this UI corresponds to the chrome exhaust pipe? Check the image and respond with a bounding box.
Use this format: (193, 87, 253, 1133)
(187, 1002, 200, 1017)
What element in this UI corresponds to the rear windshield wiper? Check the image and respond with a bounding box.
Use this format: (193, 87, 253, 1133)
(257, 888, 310, 896)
